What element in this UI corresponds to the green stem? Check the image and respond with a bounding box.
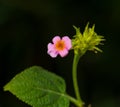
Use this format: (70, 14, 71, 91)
(72, 53, 84, 106)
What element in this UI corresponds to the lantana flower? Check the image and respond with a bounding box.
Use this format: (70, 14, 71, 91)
(47, 36, 72, 58)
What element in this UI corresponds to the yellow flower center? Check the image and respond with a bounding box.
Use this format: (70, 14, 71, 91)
(55, 40, 65, 51)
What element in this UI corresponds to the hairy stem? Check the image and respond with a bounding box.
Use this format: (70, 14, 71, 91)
(72, 53, 84, 106)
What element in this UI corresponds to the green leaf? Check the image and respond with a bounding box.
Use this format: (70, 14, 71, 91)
(4, 66, 69, 107)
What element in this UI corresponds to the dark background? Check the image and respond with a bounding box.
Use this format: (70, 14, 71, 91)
(0, 0, 120, 107)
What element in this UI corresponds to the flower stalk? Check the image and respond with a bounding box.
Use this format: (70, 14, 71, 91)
(72, 53, 84, 107)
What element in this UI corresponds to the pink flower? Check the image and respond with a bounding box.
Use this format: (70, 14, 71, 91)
(47, 36, 72, 58)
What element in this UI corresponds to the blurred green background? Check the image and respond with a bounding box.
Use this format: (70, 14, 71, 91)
(0, 0, 120, 107)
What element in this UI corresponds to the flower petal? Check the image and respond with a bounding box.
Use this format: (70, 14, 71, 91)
(58, 49, 68, 57)
(47, 43, 58, 58)
(47, 43, 54, 52)
(52, 36, 61, 44)
(48, 50, 58, 58)
(62, 36, 72, 50)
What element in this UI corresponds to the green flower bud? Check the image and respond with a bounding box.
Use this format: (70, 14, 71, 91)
(72, 23, 105, 55)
